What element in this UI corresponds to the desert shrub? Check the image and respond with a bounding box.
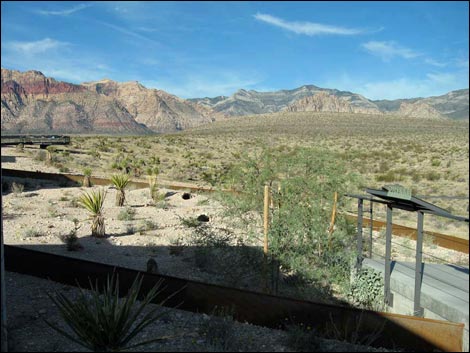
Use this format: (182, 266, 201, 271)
(180, 216, 202, 228)
(118, 207, 136, 221)
(347, 267, 384, 311)
(88, 149, 101, 159)
(424, 171, 441, 181)
(376, 171, 402, 183)
(59, 220, 83, 251)
(34, 150, 48, 162)
(198, 306, 238, 352)
(138, 220, 158, 235)
(25, 229, 45, 238)
(168, 236, 185, 256)
(220, 147, 360, 297)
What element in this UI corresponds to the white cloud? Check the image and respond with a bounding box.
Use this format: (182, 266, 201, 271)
(361, 41, 421, 61)
(455, 58, 469, 69)
(358, 73, 465, 100)
(37, 3, 91, 16)
(5, 38, 68, 55)
(253, 13, 365, 36)
(425, 72, 459, 86)
(142, 72, 263, 98)
(94, 20, 163, 47)
(424, 58, 447, 67)
(2, 38, 113, 83)
(322, 72, 467, 100)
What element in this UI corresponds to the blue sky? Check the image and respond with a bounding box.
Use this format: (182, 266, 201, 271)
(1, 1, 468, 100)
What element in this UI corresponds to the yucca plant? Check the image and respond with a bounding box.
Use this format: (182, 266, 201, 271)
(83, 167, 93, 187)
(147, 174, 158, 202)
(78, 188, 106, 237)
(44, 273, 172, 352)
(46, 145, 57, 163)
(111, 174, 130, 207)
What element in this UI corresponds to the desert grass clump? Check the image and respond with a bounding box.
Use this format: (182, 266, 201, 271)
(44, 273, 171, 352)
(198, 306, 238, 351)
(25, 228, 45, 238)
(60, 219, 83, 251)
(118, 207, 136, 221)
(78, 188, 106, 237)
(111, 174, 130, 207)
(11, 182, 24, 196)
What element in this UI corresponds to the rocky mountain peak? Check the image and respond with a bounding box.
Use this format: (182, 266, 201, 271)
(397, 101, 445, 119)
(286, 91, 381, 114)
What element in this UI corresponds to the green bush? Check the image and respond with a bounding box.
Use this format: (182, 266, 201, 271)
(424, 171, 441, 181)
(220, 147, 360, 297)
(347, 268, 384, 310)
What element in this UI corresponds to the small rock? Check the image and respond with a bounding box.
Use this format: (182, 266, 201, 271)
(197, 214, 209, 222)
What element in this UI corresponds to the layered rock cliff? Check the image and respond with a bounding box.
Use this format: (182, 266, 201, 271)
(396, 101, 445, 119)
(285, 91, 381, 114)
(1, 69, 221, 134)
(1, 69, 150, 134)
(82, 79, 222, 132)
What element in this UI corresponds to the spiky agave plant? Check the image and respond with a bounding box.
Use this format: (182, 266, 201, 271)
(78, 188, 106, 237)
(111, 174, 130, 207)
(44, 273, 173, 352)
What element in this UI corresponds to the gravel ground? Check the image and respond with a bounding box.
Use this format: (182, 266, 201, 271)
(1, 146, 398, 352)
(4, 271, 394, 352)
(1, 184, 395, 352)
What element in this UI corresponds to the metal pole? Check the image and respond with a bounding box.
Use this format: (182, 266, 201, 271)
(414, 211, 425, 317)
(384, 204, 394, 307)
(1, 174, 8, 352)
(369, 201, 373, 258)
(356, 198, 364, 270)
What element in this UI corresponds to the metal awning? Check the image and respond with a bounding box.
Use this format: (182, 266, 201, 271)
(365, 185, 469, 223)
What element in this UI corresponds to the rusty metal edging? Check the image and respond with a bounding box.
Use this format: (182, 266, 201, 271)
(1, 168, 223, 194)
(3, 168, 466, 253)
(4, 245, 464, 352)
(345, 214, 469, 254)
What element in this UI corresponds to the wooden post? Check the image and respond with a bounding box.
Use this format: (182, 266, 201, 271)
(328, 191, 338, 250)
(264, 185, 270, 255)
(263, 185, 270, 292)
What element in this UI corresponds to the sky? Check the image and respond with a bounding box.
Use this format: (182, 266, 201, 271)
(1, 1, 469, 100)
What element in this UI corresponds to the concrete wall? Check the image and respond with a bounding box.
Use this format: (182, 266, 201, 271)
(361, 259, 469, 352)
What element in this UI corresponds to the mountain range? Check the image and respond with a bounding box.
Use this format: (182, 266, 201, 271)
(190, 85, 468, 120)
(1, 68, 468, 135)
